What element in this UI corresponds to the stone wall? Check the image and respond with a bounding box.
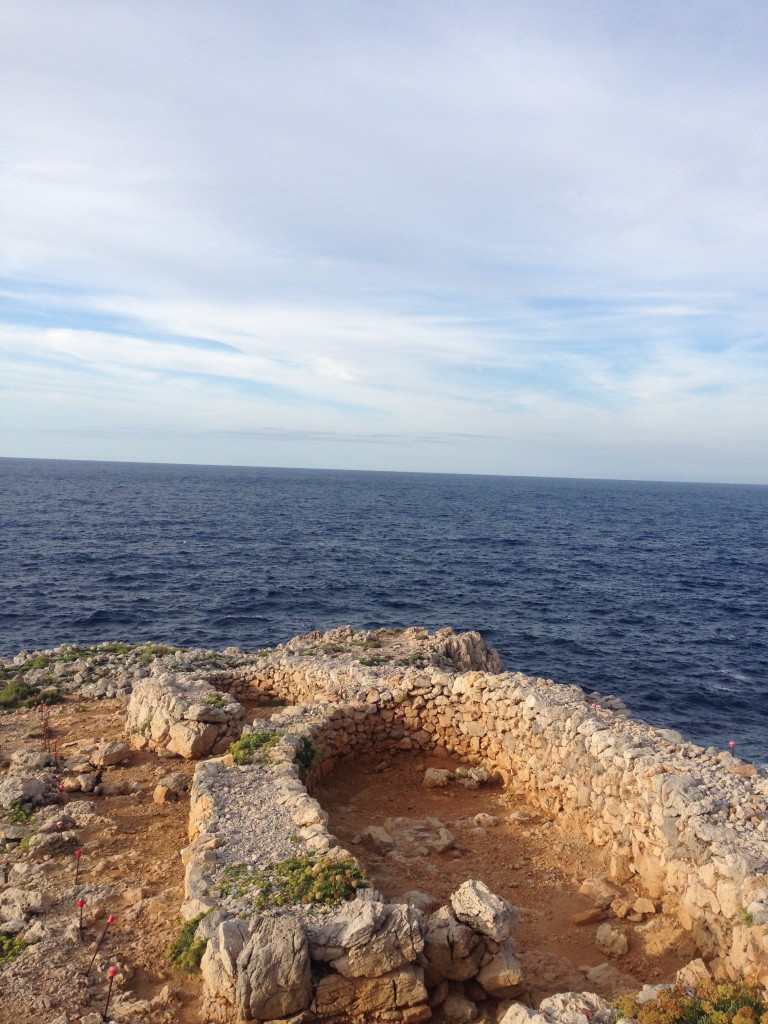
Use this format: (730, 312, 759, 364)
(121, 624, 768, 1017)
(181, 704, 523, 1023)
(125, 671, 244, 758)
(227, 632, 768, 987)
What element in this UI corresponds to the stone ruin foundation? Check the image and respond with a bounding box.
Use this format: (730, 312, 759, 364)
(124, 625, 768, 1022)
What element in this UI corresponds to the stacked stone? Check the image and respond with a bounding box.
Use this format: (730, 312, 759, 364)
(124, 672, 244, 759)
(232, 638, 768, 987)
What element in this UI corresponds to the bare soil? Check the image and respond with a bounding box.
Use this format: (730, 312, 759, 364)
(315, 749, 695, 1006)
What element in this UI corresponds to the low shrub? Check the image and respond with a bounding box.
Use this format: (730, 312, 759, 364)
(166, 912, 209, 973)
(5, 800, 35, 825)
(228, 729, 281, 765)
(614, 982, 768, 1024)
(295, 737, 323, 777)
(246, 855, 367, 911)
(0, 934, 26, 969)
(0, 677, 64, 710)
(213, 855, 368, 911)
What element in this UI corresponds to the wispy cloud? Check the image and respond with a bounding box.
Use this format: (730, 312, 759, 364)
(1, 1, 767, 481)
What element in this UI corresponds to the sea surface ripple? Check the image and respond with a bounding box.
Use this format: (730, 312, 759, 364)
(1, 458, 766, 764)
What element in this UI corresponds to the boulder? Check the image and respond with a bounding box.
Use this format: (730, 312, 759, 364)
(441, 991, 479, 1022)
(539, 992, 613, 1024)
(359, 825, 395, 855)
(236, 914, 312, 1020)
(423, 768, 452, 788)
(0, 775, 47, 810)
(306, 899, 386, 962)
(153, 772, 191, 804)
(451, 880, 517, 942)
(91, 740, 130, 767)
(477, 939, 524, 997)
(422, 906, 486, 984)
(596, 923, 628, 957)
(313, 964, 427, 1017)
(330, 903, 425, 978)
(675, 958, 711, 987)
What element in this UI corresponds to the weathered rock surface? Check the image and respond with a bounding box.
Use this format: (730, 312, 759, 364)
(451, 879, 518, 943)
(235, 915, 312, 1020)
(125, 674, 244, 759)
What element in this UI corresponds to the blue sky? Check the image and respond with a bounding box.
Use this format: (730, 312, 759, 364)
(2, 1, 768, 483)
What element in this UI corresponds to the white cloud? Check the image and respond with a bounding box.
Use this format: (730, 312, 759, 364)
(1, 0, 768, 480)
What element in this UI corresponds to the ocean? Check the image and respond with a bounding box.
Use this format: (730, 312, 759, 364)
(1, 457, 766, 764)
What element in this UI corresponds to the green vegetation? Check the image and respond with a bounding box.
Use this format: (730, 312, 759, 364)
(213, 855, 368, 911)
(613, 982, 768, 1024)
(4, 801, 35, 825)
(204, 692, 229, 708)
(228, 729, 281, 765)
(0, 934, 26, 969)
(0, 676, 64, 710)
(166, 912, 209, 973)
(358, 656, 389, 667)
(18, 833, 36, 854)
(295, 737, 323, 778)
(741, 907, 755, 927)
(136, 643, 176, 665)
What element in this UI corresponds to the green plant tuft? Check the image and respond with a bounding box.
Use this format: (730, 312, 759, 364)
(0, 934, 27, 969)
(0, 677, 64, 710)
(295, 737, 323, 777)
(228, 729, 281, 765)
(214, 854, 368, 911)
(166, 912, 210, 973)
(5, 800, 35, 825)
(204, 692, 229, 708)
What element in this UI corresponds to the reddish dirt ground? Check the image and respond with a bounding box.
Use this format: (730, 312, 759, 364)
(2, 697, 694, 1022)
(315, 749, 695, 1006)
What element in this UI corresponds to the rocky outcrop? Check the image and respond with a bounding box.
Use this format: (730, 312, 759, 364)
(125, 673, 244, 759)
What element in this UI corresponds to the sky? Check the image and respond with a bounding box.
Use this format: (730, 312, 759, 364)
(2, 1, 768, 484)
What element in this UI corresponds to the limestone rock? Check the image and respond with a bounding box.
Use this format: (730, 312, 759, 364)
(91, 740, 130, 767)
(422, 906, 486, 984)
(539, 992, 613, 1024)
(306, 899, 386, 962)
(596, 923, 628, 957)
(236, 914, 312, 1020)
(675, 958, 711, 987)
(395, 891, 441, 917)
(384, 816, 457, 856)
(441, 991, 479, 1023)
(313, 964, 427, 1017)
(572, 908, 606, 925)
(330, 903, 425, 978)
(200, 917, 251, 1009)
(451, 879, 517, 942)
(477, 938, 524, 997)
(153, 772, 191, 804)
(0, 775, 47, 809)
(359, 825, 395, 855)
(423, 768, 452, 788)
(633, 897, 656, 915)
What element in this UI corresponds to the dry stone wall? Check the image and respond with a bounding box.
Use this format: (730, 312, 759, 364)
(228, 628, 768, 988)
(125, 671, 244, 758)
(118, 624, 768, 1019)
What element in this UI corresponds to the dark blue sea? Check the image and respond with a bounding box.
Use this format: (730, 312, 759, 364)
(1, 458, 766, 765)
